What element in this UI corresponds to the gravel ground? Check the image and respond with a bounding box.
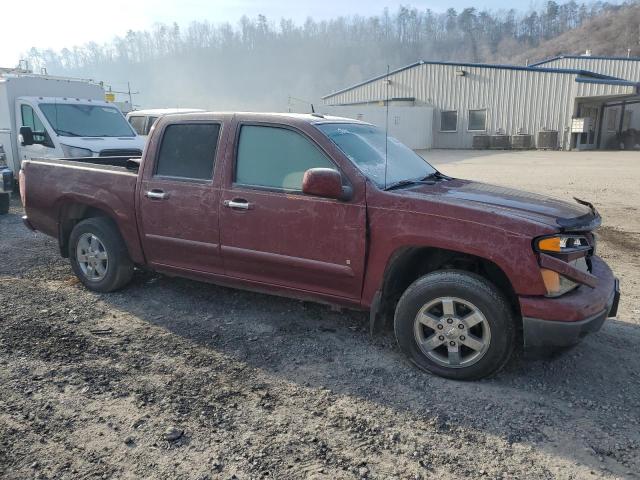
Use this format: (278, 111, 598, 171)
(1, 150, 639, 480)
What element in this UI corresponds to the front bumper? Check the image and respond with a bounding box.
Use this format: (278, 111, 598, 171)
(520, 256, 619, 352)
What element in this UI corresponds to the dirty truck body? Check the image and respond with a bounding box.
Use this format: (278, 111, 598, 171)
(20, 112, 619, 380)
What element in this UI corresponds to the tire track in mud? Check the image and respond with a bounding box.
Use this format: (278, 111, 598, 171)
(598, 226, 640, 257)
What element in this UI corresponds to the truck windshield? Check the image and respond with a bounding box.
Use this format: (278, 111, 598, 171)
(316, 123, 436, 189)
(39, 104, 136, 137)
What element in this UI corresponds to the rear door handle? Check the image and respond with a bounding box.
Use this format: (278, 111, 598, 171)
(145, 189, 169, 200)
(224, 199, 251, 210)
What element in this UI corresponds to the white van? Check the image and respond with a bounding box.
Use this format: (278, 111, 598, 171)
(127, 108, 205, 137)
(0, 72, 145, 176)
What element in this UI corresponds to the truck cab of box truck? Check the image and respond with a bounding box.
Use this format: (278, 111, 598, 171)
(0, 73, 145, 178)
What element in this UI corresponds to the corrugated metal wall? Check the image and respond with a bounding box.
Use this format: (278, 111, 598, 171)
(534, 57, 640, 82)
(324, 64, 576, 148)
(323, 63, 638, 149)
(574, 81, 636, 98)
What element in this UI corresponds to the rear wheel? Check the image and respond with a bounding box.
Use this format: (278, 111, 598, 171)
(69, 217, 134, 292)
(394, 270, 515, 380)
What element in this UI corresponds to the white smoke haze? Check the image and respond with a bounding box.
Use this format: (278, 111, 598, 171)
(21, 2, 636, 111)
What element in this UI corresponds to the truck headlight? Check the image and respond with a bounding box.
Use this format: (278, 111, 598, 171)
(534, 235, 591, 254)
(534, 234, 592, 297)
(61, 144, 93, 158)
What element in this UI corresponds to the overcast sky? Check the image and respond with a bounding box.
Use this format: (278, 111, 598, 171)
(0, 0, 584, 66)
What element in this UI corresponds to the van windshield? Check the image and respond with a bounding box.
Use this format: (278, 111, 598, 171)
(39, 104, 136, 137)
(316, 122, 436, 189)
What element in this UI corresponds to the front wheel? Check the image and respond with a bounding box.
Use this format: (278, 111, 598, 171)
(394, 271, 515, 380)
(68, 217, 134, 292)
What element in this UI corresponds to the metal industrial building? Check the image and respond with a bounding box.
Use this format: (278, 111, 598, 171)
(321, 59, 640, 150)
(530, 55, 640, 149)
(530, 54, 640, 81)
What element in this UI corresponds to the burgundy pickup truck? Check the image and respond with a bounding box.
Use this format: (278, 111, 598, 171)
(20, 112, 619, 380)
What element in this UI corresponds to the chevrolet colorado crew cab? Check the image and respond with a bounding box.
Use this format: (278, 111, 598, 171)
(20, 112, 620, 380)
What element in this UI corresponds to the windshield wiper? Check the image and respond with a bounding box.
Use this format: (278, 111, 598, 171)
(384, 172, 449, 191)
(422, 171, 451, 181)
(384, 178, 431, 191)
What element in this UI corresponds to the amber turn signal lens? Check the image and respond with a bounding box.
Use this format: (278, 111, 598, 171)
(540, 268, 579, 297)
(538, 237, 561, 252)
(540, 268, 560, 293)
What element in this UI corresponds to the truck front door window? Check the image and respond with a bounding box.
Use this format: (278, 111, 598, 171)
(155, 123, 220, 180)
(235, 125, 336, 191)
(21, 104, 53, 147)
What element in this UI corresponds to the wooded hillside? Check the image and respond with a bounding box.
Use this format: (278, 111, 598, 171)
(21, 1, 640, 110)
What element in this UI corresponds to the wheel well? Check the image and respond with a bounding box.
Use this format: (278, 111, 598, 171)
(58, 203, 111, 257)
(375, 246, 520, 330)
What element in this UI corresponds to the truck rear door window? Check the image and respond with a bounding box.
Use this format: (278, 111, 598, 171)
(155, 123, 220, 180)
(235, 125, 335, 191)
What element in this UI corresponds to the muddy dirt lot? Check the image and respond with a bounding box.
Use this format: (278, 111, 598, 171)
(1, 150, 639, 480)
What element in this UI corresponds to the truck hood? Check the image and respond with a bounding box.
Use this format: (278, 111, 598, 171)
(401, 178, 599, 231)
(59, 136, 145, 154)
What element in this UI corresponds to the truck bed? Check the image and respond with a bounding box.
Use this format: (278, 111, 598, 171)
(21, 157, 144, 263)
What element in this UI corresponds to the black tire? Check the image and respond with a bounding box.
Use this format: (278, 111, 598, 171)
(68, 217, 134, 292)
(394, 270, 515, 380)
(0, 193, 9, 215)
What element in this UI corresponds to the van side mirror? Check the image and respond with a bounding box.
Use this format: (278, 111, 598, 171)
(19, 126, 35, 146)
(302, 168, 351, 201)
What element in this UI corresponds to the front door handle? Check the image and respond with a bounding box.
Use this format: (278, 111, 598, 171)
(224, 199, 251, 210)
(145, 189, 169, 200)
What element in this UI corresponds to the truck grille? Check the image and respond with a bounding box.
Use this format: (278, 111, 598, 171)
(99, 149, 142, 157)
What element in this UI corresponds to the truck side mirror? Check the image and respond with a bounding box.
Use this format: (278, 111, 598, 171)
(19, 126, 35, 146)
(302, 168, 351, 201)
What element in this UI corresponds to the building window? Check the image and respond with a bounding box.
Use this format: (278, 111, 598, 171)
(607, 109, 618, 132)
(468, 109, 487, 131)
(440, 110, 457, 132)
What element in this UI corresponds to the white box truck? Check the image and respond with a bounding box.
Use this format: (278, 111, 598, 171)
(0, 72, 145, 180)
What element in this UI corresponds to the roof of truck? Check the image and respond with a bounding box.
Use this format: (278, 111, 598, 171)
(127, 108, 205, 116)
(159, 111, 369, 125)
